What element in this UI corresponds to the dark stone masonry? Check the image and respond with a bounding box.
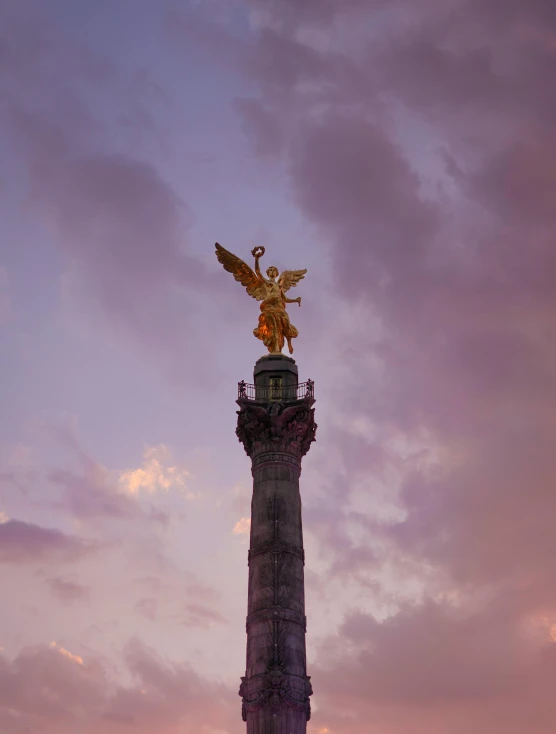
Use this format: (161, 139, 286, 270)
(236, 354, 316, 734)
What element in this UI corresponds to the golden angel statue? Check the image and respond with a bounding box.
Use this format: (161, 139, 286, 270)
(215, 243, 307, 354)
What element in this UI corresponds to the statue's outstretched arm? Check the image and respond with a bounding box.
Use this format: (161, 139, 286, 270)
(251, 246, 265, 281)
(284, 295, 302, 305)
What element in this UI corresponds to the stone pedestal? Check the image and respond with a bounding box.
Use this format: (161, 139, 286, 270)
(236, 355, 316, 734)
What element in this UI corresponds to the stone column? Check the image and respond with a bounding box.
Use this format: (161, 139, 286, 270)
(236, 354, 316, 734)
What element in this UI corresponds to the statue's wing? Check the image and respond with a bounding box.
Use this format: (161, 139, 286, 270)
(278, 269, 307, 292)
(215, 243, 265, 300)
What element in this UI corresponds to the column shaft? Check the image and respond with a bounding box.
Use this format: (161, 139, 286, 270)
(236, 380, 316, 734)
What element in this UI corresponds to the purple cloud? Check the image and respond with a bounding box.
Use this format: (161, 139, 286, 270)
(0, 520, 93, 564)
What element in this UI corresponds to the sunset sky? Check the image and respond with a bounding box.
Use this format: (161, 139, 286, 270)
(2, 1, 556, 732)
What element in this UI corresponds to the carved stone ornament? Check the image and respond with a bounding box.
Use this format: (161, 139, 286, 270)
(236, 401, 317, 458)
(239, 666, 312, 722)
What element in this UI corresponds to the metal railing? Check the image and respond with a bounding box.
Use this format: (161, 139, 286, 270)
(238, 380, 314, 402)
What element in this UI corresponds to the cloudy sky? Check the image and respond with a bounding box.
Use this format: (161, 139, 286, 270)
(2, 0, 556, 732)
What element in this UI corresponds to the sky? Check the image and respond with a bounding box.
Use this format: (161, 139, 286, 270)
(1, 0, 556, 732)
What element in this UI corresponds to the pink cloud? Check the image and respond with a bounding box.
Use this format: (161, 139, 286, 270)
(0, 639, 239, 733)
(309, 598, 556, 734)
(135, 597, 158, 622)
(133, 582, 226, 628)
(46, 577, 90, 604)
(180, 603, 227, 629)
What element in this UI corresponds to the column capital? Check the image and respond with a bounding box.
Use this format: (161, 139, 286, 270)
(236, 399, 317, 460)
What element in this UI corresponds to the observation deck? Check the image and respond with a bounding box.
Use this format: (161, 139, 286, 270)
(237, 379, 314, 402)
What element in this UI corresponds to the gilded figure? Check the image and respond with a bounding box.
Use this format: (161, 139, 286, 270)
(215, 243, 306, 354)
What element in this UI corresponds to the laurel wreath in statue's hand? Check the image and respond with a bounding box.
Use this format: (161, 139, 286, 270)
(251, 246, 265, 258)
